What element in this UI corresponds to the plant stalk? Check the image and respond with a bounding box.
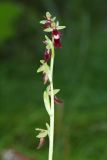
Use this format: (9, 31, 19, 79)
(48, 45, 55, 160)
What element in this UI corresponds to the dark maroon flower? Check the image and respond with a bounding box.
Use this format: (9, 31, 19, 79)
(52, 29, 62, 48)
(54, 96, 63, 105)
(44, 20, 51, 29)
(44, 49, 51, 62)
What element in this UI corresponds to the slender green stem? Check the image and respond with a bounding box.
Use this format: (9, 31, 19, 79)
(48, 45, 55, 160)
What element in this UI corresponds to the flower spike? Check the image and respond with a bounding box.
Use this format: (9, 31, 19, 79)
(36, 12, 66, 160)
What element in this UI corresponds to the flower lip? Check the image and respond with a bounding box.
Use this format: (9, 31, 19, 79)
(44, 49, 51, 62)
(52, 29, 62, 48)
(54, 39, 62, 48)
(52, 29, 60, 35)
(53, 34, 60, 40)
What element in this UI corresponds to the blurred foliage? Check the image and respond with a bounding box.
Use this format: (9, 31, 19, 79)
(0, 0, 107, 160)
(0, 2, 22, 45)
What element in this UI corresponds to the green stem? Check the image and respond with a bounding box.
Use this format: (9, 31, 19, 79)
(48, 45, 55, 160)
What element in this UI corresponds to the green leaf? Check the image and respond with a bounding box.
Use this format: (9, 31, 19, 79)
(57, 26, 66, 30)
(44, 28, 53, 32)
(40, 20, 47, 24)
(43, 91, 51, 115)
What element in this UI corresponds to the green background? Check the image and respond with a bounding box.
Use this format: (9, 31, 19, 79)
(0, 0, 107, 160)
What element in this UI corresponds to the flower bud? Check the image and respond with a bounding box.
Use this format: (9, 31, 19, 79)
(43, 73, 49, 85)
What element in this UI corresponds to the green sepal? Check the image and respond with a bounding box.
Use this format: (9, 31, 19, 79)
(51, 17, 56, 21)
(37, 65, 44, 73)
(56, 21, 59, 27)
(46, 85, 51, 93)
(46, 12, 51, 19)
(40, 60, 45, 64)
(46, 123, 50, 136)
(46, 45, 51, 50)
(40, 20, 47, 24)
(43, 91, 51, 115)
(57, 26, 66, 30)
(45, 35, 53, 49)
(45, 35, 50, 41)
(46, 85, 60, 96)
(36, 128, 48, 138)
(44, 28, 53, 32)
(37, 62, 50, 75)
(46, 123, 50, 130)
(53, 89, 60, 95)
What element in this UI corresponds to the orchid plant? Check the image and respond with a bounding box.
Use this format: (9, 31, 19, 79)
(36, 12, 66, 160)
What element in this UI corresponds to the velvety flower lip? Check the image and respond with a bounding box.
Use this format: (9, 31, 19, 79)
(44, 49, 51, 62)
(54, 39, 62, 48)
(52, 29, 60, 36)
(52, 29, 62, 48)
